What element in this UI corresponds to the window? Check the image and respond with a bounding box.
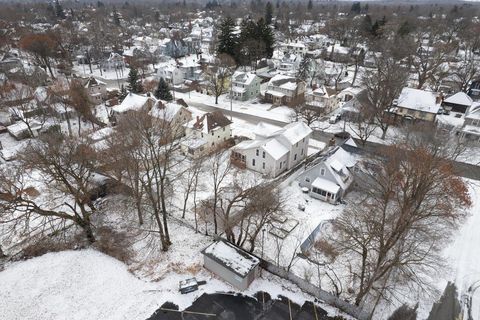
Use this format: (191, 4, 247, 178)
(301, 149, 304, 155)
(280, 162, 282, 169)
(201, 133, 203, 138)
(262, 151, 265, 158)
(262, 162, 265, 169)
(294, 154, 297, 161)
(296, 142, 298, 147)
(303, 138, 305, 143)
(256, 149, 259, 156)
(305, 177, 310, 182)
(252, 159, 256, 166)
(211, 132, 214, 136)
(320, 168, 325, 176)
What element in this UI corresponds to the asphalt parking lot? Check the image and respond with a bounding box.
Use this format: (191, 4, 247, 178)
(146, 292, 338, 320)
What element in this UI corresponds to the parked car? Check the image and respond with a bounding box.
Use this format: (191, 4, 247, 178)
(329, 114, 341, 124)
(333, 131, 351, 140)
(179, 278, 199, 294)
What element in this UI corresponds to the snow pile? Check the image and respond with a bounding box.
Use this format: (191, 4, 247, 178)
(0, 250, 160, 320)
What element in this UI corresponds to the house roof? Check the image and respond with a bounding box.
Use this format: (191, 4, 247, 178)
(190, 111, 231, 133)
(201, 239, 260, 278)
(84, 76, 106, 88)
(397, 87, 441, 114)
(466, 103, 480, 120)
(112, 93, 155, 114)
(280, 121, 313, 145)
(149, 101, 189, 122)
(233, 71, 258, 86)
(312, 177, 341, 194)
(444, 92, 473, 107)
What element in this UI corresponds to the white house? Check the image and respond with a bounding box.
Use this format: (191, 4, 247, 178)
(83, 77, 107, 105)
(297, 143, 358, 203)
(149, 100, 192, 139)
(263, 74, 306, 106)
(110, 92, 157, 122)
(181, 111, 232, 158)
(230, 71, 261, 101)
(231, 121, 312, 177)
(279, 41, 308, 57)
(460, 102, 480, 143)
(305, 86, 339, 114)
(391, 87, 442, 123)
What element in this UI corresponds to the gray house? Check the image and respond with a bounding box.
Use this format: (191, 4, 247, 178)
(201, 239, 260, 291)
(231, 71, 261, 101)
(298, 143, 357, 203)
(460, 102, 480, 143)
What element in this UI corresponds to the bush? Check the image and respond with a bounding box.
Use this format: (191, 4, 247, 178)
(94, 226, 133, 264)
(20, 237, 77, 260)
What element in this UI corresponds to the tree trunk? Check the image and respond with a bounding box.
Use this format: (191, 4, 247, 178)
(136, 199, 143, 225)
(160, 183, 171, 245)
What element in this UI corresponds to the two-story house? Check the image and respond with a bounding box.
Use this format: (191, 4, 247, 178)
(305, 86, 339, 114)
(149, 100, 192, 141)
(460, 103, 480, 143)
(297, 144, 358, 203)
(231, 121, 312, 177)
(391, 87, 441, 123)
(83, 77, 107, 105)
(264, 74, 306, 106)
(181, 111, 232, 158)
(110, 92, 157, 123)
(230, 72, 261, 101)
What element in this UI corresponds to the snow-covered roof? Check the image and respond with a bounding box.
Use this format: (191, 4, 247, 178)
(280, 121, 313, 145)
(312, 177, 341, 194)
(112, 93, 155, 114)
(397, 87, 441, 114)
(232, 71, 258, 86)
(202, 240, 260, 278)
(444, 92, 473, 107)
(466, 103, 480, 121)
(149, 101, 185, 122)
(263, 139, 289, 160)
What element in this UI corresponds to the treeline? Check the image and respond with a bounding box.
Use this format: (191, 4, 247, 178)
(217, 16, 274, 68)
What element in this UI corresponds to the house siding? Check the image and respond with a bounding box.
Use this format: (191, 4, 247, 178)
(203, 255, 254, 291)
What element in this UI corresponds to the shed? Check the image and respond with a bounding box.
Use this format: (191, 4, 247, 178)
(201, 239, 260, 291)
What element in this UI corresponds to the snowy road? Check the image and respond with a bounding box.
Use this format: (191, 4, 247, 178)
(444, 180, 480, 319)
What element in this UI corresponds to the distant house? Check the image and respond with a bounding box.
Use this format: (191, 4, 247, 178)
(0, 51, 22, 72)
(231, 121, 312, 177)
(297, 143, 358, 203)
(110, 92, 157, 122)
(459, 102, 480, 143)
(442, 92, 473, 113)
(468, 79, 480, 99)
(279, 41, 308, 57)
(6, 120, 43, 140)
(181, 111, 232, 158)
(201, 239, 260, 291)
(264, 74, 306, 106)
(305, 86, 338, 114)
(391, 87, 441, 123)
(277, 53, 302, 75)
(164, 38, 192, 58)
(230, 72, 261, 101)
(100, 52, 125, 71)
(83, 77, 107, 105)
(149, 100, 192, 139)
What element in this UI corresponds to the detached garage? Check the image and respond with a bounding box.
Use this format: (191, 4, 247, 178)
(201, 239, 260, 291)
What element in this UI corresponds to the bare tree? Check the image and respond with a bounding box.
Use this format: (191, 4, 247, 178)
(0, 133, 99, 243)
(209, 150, 232, 234)
(203, 53, 236, 104)
(362, 52, 409, 140)
(326, 141, 471, 312)
(347, 105, 377, 146)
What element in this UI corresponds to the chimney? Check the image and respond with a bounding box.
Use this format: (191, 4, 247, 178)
(196, 115, 200, 122)
(146, 92, 151, 97)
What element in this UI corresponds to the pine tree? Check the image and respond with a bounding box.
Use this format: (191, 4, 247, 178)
(217, 17, 239, 62)
(127, 68, 143, 93)
(307, 0, 313, 10)
(119, 84, 128, 100)
(257, 18, 275, 58)
(55, 0, 65, 19)
(265, 2, 273, 25)
(154, 78, 173, 101)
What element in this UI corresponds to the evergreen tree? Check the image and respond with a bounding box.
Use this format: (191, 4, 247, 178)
(55, 0, 65, 19)
(350, 1, 361, 15)
(257, 18, 275, 58)
(307, 0, 313, 10)
(265, 2, 273, 25)
(217, 17, 239, 62)
(297, 56, 311, 82)
(154, 78, 173, 101)
(113, 9, 121, 26)
(397, 20, 413, 37)
(127, 68, 143, 93)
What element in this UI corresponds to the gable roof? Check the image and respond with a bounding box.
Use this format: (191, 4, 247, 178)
(191, 111, 231, 133)
(444, 92, 473, 107)
(397, 87, 440, 114)
(113, 93, 156, 114)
